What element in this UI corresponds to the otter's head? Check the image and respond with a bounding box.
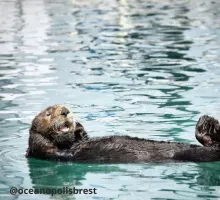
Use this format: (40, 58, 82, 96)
(30, 105, 75, 136)
(29, 105, 88, 150)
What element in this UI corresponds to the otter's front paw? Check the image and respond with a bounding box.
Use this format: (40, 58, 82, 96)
(196, 115, 220, 147)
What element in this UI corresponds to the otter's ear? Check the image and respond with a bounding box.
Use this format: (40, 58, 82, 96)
(195, 115, 220, 147)
(74, 122, 88, 141)
(30, 120, 37, 134)
(29, 115, 41, 134)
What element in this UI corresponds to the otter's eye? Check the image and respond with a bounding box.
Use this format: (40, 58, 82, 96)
(46, 113, 51, 117)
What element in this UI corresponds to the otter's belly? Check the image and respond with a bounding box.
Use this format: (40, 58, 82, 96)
(70, 136, 200, 163)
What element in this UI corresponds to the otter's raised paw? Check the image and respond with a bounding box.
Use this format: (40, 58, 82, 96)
(196, 115, 220, 147)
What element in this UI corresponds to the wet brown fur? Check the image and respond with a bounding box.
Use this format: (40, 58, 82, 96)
(26, 105, 220, 163)
(26, 105, 88, 159)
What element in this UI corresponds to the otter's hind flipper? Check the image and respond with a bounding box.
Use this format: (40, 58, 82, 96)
(196, 115, 220, 147)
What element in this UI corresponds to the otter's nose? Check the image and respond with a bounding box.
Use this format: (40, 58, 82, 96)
(61, 107, 70, 117)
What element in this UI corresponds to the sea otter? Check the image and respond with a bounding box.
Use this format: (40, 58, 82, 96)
(26, 105, 220, 163)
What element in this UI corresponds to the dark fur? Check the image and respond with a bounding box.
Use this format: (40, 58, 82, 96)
(26, 122, 88, 159)
(26, 105, 88, 159)
(69, 136, 220, 163)
(27, 106, 220, 163)
(196, 115, 220, 147)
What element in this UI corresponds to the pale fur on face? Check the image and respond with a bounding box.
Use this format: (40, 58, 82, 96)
(31, 105, 76, 135)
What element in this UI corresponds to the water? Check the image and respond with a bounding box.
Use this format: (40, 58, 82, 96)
(1, 0, 220, 199)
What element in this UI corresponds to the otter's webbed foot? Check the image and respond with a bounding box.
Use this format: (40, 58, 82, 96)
(196, 115, 220, 147)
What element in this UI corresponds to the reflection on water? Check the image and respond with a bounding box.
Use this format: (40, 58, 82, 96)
(1, 0, 220, 199)
(26, 159, 220, 200)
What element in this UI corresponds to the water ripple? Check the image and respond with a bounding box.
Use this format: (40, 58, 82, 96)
(1, 0, 220, 199)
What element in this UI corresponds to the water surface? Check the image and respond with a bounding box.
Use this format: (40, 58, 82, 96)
(1, 0, 220, 199)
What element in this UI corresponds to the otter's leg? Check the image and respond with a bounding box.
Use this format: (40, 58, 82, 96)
(173, 147, 220, 162)
(195, 115, 220, 147)
(27, 133, 74, 161)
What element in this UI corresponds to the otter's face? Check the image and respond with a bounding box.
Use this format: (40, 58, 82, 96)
(31, 105, 75, 135)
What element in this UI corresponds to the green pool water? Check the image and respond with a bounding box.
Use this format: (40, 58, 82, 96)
(1, 0, 220, 199)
